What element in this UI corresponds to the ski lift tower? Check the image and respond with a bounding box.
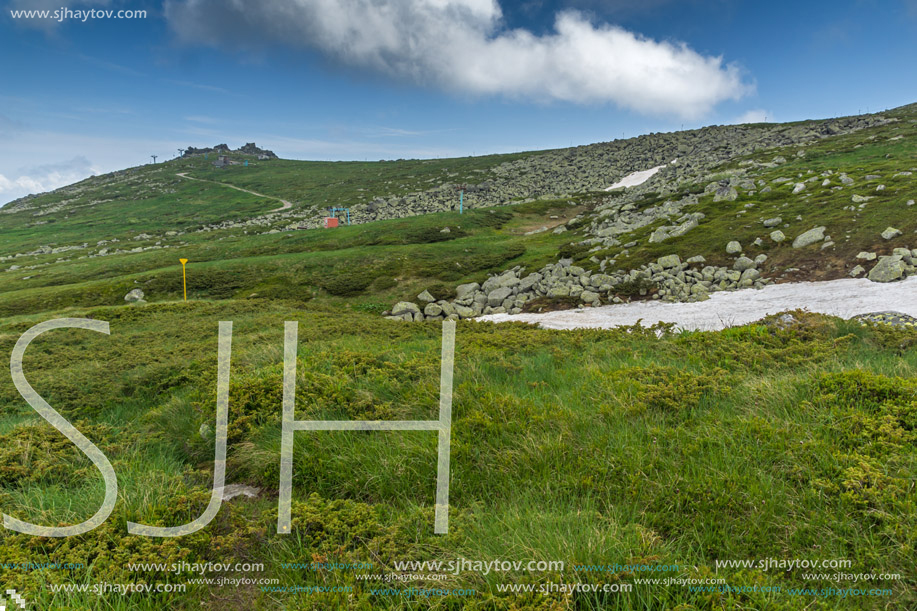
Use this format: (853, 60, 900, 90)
(456, 184, 467, 214)
(325, 207, 351, 227)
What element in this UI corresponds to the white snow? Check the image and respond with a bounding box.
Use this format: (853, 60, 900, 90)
(604, 163, 668, 191)
(477, 276, 917, 332)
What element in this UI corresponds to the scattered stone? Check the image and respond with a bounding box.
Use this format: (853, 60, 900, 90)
(849, 265, 866, 277)
(762, 217, 782, 227)
(770, 230, 786, 243)
(657, 254, 681, 269)
(867, 256, 906, 282)
(124, 288, 145, 303)
(391, 301, 420, 316)
(417, 289, 435, 303)
(714, 186, 738, 202)
(792, 183, 806, 194)
(487, 286, 513, 306)
(726, 240, 742, 254)
(733, 257, 756, 272)
(881, 227, 902, 240)
(455, 282, 480, 299)
(853, 311, 917, 328)
(791, 226, 826, 248)
(856, 251, 877, 261)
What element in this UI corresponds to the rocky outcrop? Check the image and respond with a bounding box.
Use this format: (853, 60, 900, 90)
(182, 143, 277, 159)
(386, 254, 778, 322)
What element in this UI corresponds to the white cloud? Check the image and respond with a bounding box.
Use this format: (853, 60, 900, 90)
(731, 109, 772, 124)
(0, 156, 98, 202)
(164, 0, 751, 118)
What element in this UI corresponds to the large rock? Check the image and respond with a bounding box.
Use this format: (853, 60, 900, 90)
(881, 227, 902, 240)
(740, 268, 761, 282)
(733, 257, 756, 272)
(792, 226, 826, 248)
(423, 303, 443, 317)
(455, 282, 480, 299)
(868, 257, 906, 283)
(763, 217, 782, 227)
(713, 186, 738, 202)
(648, 218, 698, 243)
(453, 304, 476, 318)
(769, 230, 786, 243)
(726, 241, 742, 254)
(124, 288, 145, 303)
(487, 286, 513, 306)
(657, 254, 681, 269)
(391, 301, 420, 316)
(417, 290, 436, 303)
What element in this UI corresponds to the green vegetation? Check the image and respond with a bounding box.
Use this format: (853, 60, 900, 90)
(0, 106, 915, 609)
(0, 304, 914, 609)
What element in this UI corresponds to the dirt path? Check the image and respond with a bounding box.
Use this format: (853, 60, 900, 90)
(176, 172, 293, 212)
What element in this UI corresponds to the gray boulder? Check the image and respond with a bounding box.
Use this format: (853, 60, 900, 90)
(657, 254, 681, 269)
(487, 286, 513, 306)
(714, 186, 738, 202)
(733, 257, 756, 272)
(423, 303, 443, 317)
(455, 282, 480, 299)
(391, 301, 420, 316)
(726, 241, 742, 254)
(770, 230, 786, 243)
(417, 289, 436, 303)
(124, 288, 145, 303)
(763, 217, 782, 227)
(881, 227, 902, 240)
(868, 257, 906, 283)
(792, 226, 826, 248)
(453, 304, 476, 318)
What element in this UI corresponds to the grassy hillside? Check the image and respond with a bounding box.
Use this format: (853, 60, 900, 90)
(0, 106, 915, 610)
(1, 302, 915, 609)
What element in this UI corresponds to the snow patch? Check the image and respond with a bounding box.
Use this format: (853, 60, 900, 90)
(477, 276, 917, 332)
(604, 160, 677, 190)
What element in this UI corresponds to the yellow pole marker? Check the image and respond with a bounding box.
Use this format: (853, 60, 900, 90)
(179, 259, 189, 301)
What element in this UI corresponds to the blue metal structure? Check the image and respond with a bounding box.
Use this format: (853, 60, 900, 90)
(328, 207, 351, 225)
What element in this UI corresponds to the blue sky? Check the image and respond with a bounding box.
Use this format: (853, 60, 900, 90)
(1, 0, 915, 205)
